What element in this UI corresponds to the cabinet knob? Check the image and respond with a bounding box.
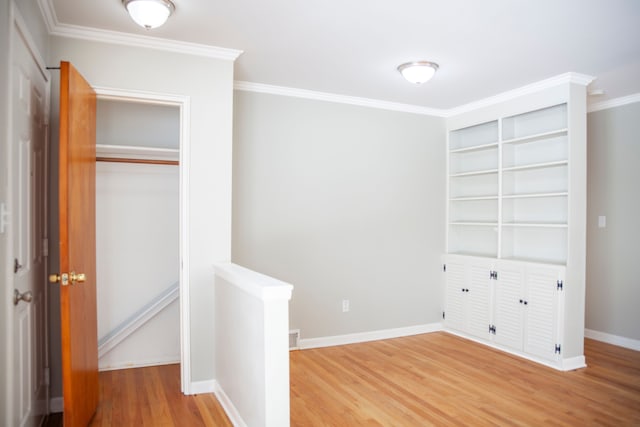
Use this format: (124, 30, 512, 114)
(524, 301, 528, 305)
(519, 299, 523, 304)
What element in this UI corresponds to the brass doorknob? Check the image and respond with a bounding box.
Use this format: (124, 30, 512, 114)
(49, 272, 84, 286)
(70, 272, 86, 283)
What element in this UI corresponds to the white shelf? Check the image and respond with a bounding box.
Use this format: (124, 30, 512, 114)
(502, 222, 568, 228)
(450, 168, 499, 178)
(502, 160, 567, 173)
(449, 222, 498, 227)
(450, 142, 499, 154)
(502, 128, 568, 146)
(502, 192, 567, 199)
(450, 195, 499, 201)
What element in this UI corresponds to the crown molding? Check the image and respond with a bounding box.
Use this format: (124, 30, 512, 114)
(445, 72, 596, 117)
(38, 0, 242, 60)
(588, 93, 640, 113)
(233, 81, 447, 117)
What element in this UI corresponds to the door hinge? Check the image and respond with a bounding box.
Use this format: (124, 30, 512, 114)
(42, 238, 49, 257)
(555, 344, 561, 354)
(489, 325, 496, 334)
(490, 270, 498, 280)
(44, 367, 50, 386)
(557, 280, 563, 290)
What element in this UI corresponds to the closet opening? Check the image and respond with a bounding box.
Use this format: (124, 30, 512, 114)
(93, 92, 188, 389)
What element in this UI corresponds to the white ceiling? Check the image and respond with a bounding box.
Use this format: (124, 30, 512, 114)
(46, 0, 640, 110)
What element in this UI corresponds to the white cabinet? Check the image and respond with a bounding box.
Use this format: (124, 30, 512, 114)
(492, 261, 564, 363)
(443, 76, 590, 371)
(444, 256, 492, 340)
(444, 256, 566, 366)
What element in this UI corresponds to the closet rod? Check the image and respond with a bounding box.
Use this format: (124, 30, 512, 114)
(96, 157, 179, 166)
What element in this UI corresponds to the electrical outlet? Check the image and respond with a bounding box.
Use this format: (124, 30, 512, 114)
(342, 299, 350, 313)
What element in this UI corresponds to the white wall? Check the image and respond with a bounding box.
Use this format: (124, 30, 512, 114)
(96, 161, 180, 370)
(232, 91, 446, 339)
(47, 36, 235, 397)
(586, 101, 640, 342)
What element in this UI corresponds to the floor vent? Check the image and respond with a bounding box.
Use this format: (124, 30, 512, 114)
(289, 329, 300, 350)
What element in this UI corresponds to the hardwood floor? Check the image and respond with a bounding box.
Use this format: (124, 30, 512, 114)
(290, 333, 640, 426)
(45, 332, 640, 426)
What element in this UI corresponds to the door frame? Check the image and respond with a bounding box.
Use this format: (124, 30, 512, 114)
(94, 86, 191, 392)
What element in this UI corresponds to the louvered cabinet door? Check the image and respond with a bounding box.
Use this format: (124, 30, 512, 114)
(444, 258, 467, 333)
(523, 266, 563, 362)
(493, 263, 526, 351)
(466, 261, 493, 340)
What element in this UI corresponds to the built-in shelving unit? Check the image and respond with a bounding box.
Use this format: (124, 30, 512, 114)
(443, 76, 591, 371)
(447, 103, 570, 264)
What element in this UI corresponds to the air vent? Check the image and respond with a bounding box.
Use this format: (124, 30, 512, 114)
(289, 329, 300, 350)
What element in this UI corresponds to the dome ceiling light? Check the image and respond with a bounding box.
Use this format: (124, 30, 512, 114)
(123, 0, 175, 29)
(397, 61, 439, 85)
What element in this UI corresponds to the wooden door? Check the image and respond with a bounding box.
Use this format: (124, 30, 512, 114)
(57, 61, 99, 427)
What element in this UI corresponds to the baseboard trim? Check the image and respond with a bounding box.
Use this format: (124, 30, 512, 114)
(585, 329, 640, 351)
(299, 323, 443, 350)
(188, 379, 217, 395)
(561, 355, 587, 371)
(214, 383, 248, 427)
(445, 329, 586, 371)
(98, 357, 180, 372)
(49, 397, 63, 413)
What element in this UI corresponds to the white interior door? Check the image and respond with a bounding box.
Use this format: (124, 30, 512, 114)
(11, 18, 49, 427)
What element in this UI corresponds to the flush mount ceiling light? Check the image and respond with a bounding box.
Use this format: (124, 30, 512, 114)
(123, 0, 175, 29)
(397, 61, 439, 85)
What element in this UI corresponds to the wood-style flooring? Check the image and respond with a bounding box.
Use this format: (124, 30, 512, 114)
(45, 332, 640, 426)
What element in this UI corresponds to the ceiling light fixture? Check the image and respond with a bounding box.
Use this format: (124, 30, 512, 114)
(123, 0, 175, 29)
(397, 61, 439, 85)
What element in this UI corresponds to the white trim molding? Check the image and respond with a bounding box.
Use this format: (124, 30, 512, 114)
(49, 397, 63, 414)
(96, 144, 179, 162)
(98, 357, 180, 372)
(234, 81, 447, 117)
(235, 73, 597, 118)
(38, 0, 242, 60)
(189, 379, 218, 395)
(445, 72, 596, 117)
(214, 383, 248, 427)
(93, 86, 193, 395)
(588, 93, 640, 113)
(299, 323, 443, 350)
(585, 329, 640, 351)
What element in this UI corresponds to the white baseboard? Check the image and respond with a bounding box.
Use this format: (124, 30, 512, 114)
(214, 383, 248, 427)
(299, 323, 443, 350)
(585, 328, 640, 351)
(561, 355, 587, 371)
(188, 379, 217, 395)
(98, 356, 180, 372)
(49, 397, 63, 413)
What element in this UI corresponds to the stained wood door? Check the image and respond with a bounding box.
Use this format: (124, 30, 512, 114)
(57, 61, 99, 427)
